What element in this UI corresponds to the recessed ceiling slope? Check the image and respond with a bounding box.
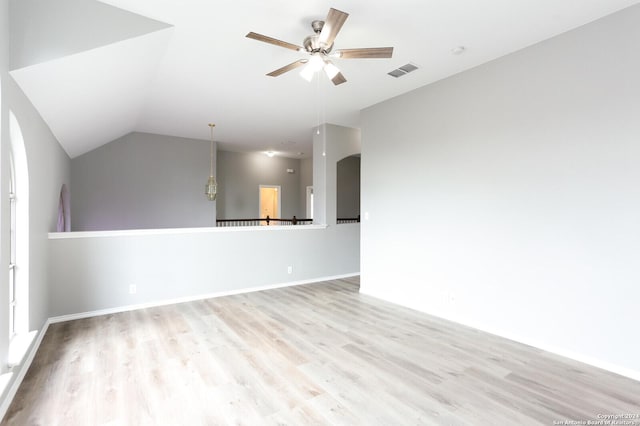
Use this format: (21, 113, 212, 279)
(11, 29, 174, 158)
(9, 0, 174, 158)
(10, 0, 172, 70)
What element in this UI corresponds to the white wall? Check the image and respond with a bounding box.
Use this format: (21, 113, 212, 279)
(361, 5, 640, 377)
(48, 225, 359, 316)
(71, 132, 216, 231)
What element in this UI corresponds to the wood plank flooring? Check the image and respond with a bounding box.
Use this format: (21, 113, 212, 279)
(3, 277, 639, 425)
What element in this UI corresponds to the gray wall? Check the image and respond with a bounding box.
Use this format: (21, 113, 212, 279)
(336, 155, 360, 219)
(313, 124, 361, 225)
(71, 132, 217, 231)
(361, 5, 640, 377)
(46, 126, 361, 320)
(49, 226, 359, 317)
(216, 150, 303, 219)
(71, 137, 313, 229)
(1, 0, 71, 403)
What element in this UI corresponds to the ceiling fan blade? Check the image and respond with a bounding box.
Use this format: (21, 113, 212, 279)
(335, 47, 394, 59)
(267, 60, 308, 77)
(331, 72, 347, 86)
(246, 32, 303, 52)
(318, 8, 349, 47)
(323, 59, 340, 80)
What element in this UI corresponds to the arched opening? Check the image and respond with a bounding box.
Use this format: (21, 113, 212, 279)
(336, 154, 361, 223)
(8, 111, 30, 340)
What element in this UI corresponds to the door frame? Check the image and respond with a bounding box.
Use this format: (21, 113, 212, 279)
(258, 184, 282, 222)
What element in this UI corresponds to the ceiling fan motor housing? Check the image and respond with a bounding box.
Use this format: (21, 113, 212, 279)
(304, 20, 333, 54)
(311, 20, 324, 33)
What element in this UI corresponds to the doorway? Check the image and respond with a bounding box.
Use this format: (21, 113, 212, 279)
(259, 185, 281, 225)
(306, 186, 314, 219)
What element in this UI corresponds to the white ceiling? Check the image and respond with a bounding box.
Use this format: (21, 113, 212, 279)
(10, 0, 640, 158)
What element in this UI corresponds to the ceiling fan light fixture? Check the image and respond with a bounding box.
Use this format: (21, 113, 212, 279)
(323, 61, 340, 79)
(309, 55, 325, 71)
(300, 55, 324, 82)
(300, 65, 315, 82)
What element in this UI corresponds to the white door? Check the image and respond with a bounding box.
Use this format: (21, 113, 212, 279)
(306, 186, 313, 219)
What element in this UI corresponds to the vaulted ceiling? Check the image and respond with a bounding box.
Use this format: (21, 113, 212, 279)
(10, 0, 640, 158)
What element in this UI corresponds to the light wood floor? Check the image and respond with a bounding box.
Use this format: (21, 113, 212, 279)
(3, 277, 639, 425)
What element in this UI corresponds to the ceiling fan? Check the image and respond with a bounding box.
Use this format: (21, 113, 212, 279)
(246, 7, 393, 86)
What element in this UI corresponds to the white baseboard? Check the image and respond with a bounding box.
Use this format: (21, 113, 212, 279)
(0, 320, 50, 422)
(49, 273, 360, 324)
(359, 288, 640, 382)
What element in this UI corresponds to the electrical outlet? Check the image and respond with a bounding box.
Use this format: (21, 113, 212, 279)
(129, 284, 137, 294)
(287, 266, 293, 274)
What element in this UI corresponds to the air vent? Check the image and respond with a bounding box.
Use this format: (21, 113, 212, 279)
(387, 63, 419, 78)
(387, 69, 405, 78)
(399, 63, 418, 73)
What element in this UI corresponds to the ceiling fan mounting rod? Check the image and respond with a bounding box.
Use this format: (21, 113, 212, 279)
(311, 20, 324, 34)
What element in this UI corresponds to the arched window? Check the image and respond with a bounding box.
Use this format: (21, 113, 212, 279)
(9, 152, 17, 336)
(8, 111, 29, 343)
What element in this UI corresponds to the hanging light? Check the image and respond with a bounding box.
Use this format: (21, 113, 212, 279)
(205, 123, 217, 201)
(300, 54, 325, 82)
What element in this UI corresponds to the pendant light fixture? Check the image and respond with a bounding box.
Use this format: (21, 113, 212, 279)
(205, 123, 217, 201)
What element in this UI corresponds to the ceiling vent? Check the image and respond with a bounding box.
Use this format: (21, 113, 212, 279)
(387, 63, 418, 78)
